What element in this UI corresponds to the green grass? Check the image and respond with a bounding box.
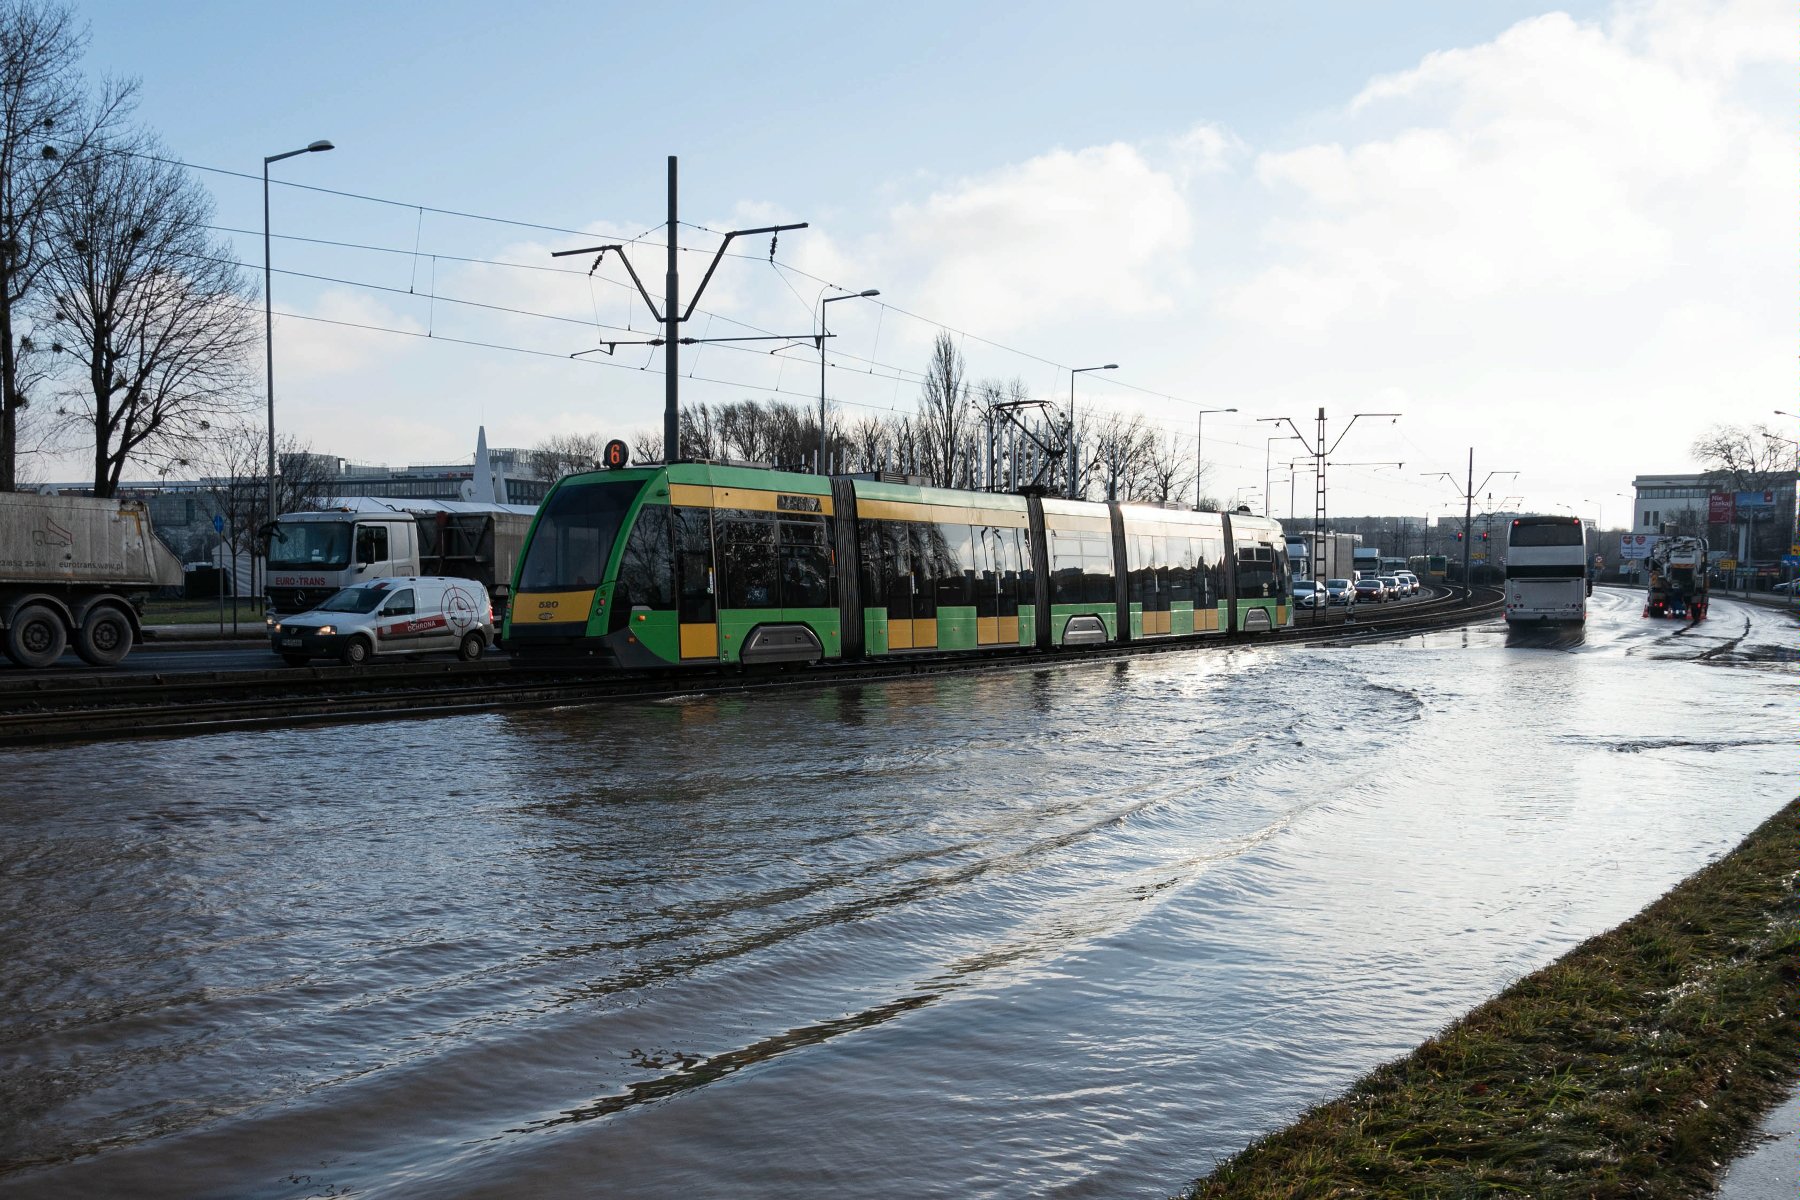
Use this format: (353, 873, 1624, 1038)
(141, 597, 266, 626)
(1181, 798, 1800, 1200)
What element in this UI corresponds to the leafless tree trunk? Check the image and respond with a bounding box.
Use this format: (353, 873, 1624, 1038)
(45, 136, 255, 496)
(0, 1, 132, 490)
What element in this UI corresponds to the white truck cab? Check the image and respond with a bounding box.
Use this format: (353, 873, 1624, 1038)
(270, 576, 494, 666)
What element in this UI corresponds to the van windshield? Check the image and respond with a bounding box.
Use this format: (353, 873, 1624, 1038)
(316, 586, 388, 614)
(518, 479, 644, 590)
(269, 521, 350, 570)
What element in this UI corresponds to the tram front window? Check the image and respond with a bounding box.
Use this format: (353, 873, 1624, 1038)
(519, 480, 643, 590)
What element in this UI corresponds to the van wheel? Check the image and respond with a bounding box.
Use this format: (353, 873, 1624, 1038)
(75, 606, 133, 667)
(457, 632, 485, 662)
(340, 637, 371, 666)
(281, 653, 310, 667)
(6, 603, 67, 668)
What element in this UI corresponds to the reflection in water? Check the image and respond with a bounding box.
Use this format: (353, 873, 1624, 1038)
(0, 589, 1793, 1199)
(1504, 621, 1587, 650)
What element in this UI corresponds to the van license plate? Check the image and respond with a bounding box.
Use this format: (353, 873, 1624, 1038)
(281, 638, 301, 647)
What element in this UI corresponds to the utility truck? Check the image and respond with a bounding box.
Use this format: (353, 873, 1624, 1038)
(1644, 535, 1708, 620)
(0, 491, 182, 667)
(264, 498, 535, 620)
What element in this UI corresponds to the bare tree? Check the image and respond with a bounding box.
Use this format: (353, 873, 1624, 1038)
(1087, 410, 1152, 501)
(1137, 429, 1194, 505)
(917, 331, 970, 487)
(529, 431, 603, 480)
(1691, 422, 1793, 490)
(45, 137, 255, 495)
(0, 2, 132, 490)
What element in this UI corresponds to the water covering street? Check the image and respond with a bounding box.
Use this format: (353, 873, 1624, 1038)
(1, 588, 1794, 1199)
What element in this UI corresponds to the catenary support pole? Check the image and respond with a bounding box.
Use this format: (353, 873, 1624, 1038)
(1462, 446, 1474, 604)
(664, 156, 679, 463)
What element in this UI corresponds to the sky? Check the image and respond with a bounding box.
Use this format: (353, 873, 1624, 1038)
(41, 0, 1798, 524)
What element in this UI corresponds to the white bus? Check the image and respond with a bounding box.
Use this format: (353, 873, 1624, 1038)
(1505, 516, 1588, 623)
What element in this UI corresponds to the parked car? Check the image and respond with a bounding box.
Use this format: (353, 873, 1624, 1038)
(270, 576, 495, 666)
(1325, 578, 1357, 606)
(1353, 577, 1389, 603)
(1773, 580, 1797, 595)
(1292, 579, 1325, 609)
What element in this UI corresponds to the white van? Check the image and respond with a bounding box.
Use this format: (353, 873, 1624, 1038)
(269, 576, 494, 666)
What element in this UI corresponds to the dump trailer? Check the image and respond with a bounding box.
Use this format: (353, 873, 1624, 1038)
(1644, 535, 1708, 619)
(0, 492, 182, 667)
(264, 498, 536, 619)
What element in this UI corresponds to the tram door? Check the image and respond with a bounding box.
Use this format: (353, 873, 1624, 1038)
(883, 522, 916, 650)
(674, 507, 718, 660)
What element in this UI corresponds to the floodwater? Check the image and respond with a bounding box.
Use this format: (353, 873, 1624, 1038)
(1, 589, 1794, 1199)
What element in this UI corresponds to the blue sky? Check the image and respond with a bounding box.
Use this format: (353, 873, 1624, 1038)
(55, 0, 1796, 523)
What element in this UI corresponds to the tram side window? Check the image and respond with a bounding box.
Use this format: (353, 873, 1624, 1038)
(615, 505, 673, 611)
(1266, 543, 1290, 596)
(778, 515, 834, 609)
(1236, 542, 1275, 598)
(720, 511, 778, 608)
(860, 521, 885, 604)
(673, 507, 715, 623)
(910, 523, 942, 620)
(1169, 538, 1196, 607)
(1199, 537, 1225, 606)
(1050, 530, 1112, 606)
(879, 521, 914, 613)
(933, 523, 973, 608)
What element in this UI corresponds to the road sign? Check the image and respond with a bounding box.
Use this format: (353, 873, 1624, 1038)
(1782, 555, 1800, 568)
(212, 514, 225, 533)
(1718, 558, 1737, 570)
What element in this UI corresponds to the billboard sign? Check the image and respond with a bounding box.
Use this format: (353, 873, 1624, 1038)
(1619, 533, 1660, 560)
(1734, 489, 1775, 509)
(1707, 492, 1735, 523)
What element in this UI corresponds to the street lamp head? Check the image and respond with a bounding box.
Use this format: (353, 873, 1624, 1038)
(1102, 363, 1118, 370)
(307, 140, 334, 153)
(859, 289, 880, 298)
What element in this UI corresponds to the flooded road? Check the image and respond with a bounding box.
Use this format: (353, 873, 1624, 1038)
(2, 589, 1794, 1199)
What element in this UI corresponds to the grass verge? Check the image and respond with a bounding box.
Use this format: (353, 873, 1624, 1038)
(141, 597, 265, 626)
(1182, 797, 1800, 1199)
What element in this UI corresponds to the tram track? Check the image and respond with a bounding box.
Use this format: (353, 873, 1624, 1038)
(0, 585, 1501, 747)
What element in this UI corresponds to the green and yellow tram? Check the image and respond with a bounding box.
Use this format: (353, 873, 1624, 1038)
(503, 461, 1290, 668)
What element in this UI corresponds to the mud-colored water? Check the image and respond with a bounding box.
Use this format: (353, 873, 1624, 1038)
(1, 589, 1794, 1198)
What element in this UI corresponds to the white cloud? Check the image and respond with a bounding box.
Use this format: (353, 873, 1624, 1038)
(886, 143, 1192, 335)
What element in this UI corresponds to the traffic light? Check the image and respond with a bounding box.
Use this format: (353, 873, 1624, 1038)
(1482, 531, 1489, 542)
(1456, 530, 1464, 541)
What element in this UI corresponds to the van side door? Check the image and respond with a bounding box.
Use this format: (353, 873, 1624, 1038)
(375, 587, 419, 649)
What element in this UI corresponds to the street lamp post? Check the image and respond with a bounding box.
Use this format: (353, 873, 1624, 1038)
(262, 138, 333, 601)
(1194, 407, 1236, 510)
(1067, 363, 1117, 498)
(818, 289, 879, 473)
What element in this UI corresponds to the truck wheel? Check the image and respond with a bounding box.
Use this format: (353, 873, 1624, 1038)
(457, 632, 484, 662)
(340, 637, 372, 666)
(75, 606, 132, 667)
(6, 603, 68, 668)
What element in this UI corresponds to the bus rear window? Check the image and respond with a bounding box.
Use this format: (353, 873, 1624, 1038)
(518, 480, 644, 590)
(1510, 522, 1585, 547)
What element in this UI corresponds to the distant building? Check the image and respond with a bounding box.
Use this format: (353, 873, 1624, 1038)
(1631, 471, 1797, 579)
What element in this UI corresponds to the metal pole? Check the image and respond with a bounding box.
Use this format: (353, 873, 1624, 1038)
(262, 159, 274, 597)
(664, 155, 679, 463)
(1462, 446, 1474, 603)
(1196, 411, 1204, 510)
(818, 321, 827, 474)
(1067, 372, 1077, 499)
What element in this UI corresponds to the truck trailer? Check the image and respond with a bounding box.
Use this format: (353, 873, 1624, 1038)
(0, 491, 182, 667)
(1644, 535, 1708, 619)
(264, 498, 536, 619)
